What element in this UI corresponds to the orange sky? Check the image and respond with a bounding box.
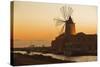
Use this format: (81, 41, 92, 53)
(13, 1, 97, 41)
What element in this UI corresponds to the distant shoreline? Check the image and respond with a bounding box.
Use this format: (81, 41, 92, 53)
(13, 47, 97, 56)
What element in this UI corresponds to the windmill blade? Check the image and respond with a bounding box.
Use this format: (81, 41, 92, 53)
(54, 18, 65, 26)
(54, 18, 64, 22)
(64, 6, 69, 19)
(60, 5, 73, 21)
(67, 6, 73, 18)
(59, 25, 65, 34)
(60, 6, 66, 20)
(63, 5, 67, 19)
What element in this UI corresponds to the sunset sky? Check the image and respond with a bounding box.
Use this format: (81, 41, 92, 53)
(13, 1, 97, 41)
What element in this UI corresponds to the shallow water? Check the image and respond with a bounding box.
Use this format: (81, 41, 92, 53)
(13, 51, 97, 62)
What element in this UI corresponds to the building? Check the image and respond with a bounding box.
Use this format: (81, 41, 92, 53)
(51, 16, 97, 56)
(51, 33, 97, 55)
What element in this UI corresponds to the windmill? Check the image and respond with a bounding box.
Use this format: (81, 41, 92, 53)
(54, 5, 76, 35)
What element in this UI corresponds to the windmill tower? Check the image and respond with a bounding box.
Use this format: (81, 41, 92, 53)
(54, 5, 76, 35)
(65, 16, 76, 35)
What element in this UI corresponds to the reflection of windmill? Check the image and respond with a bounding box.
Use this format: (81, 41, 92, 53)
(54, 5, 76, 35)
